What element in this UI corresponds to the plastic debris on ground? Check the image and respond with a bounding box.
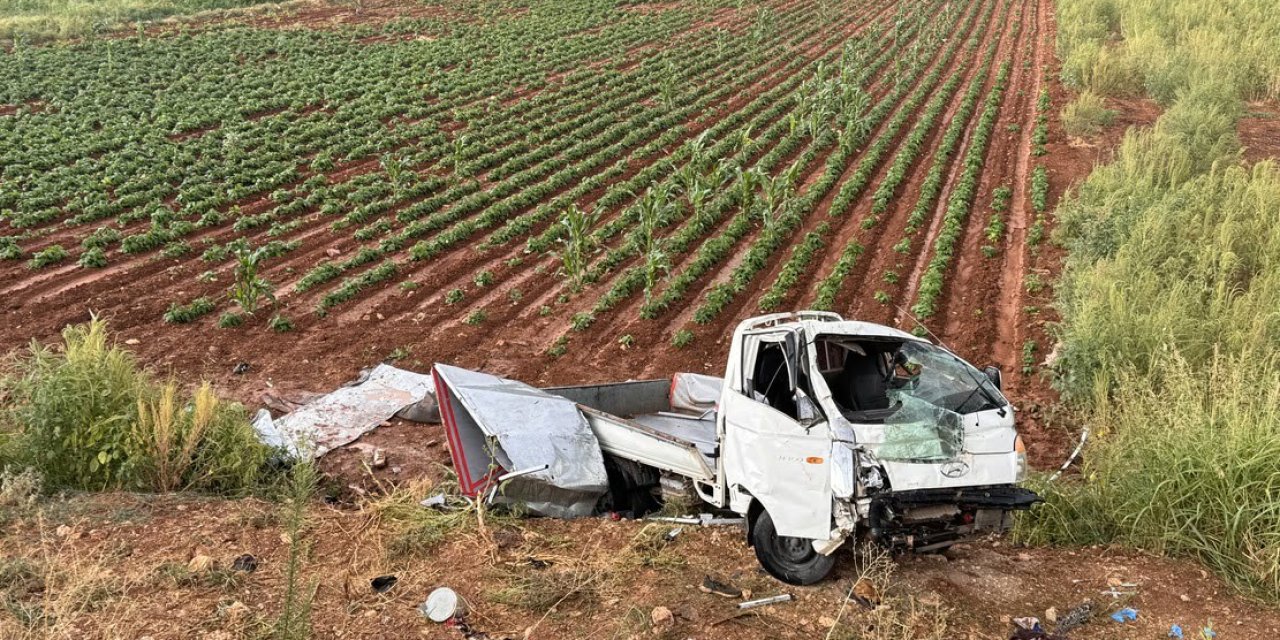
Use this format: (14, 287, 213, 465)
(1109, 607, 1138, 623)
(231, 554, 257, 573)
(1169, 624, 1184, 639)
(649, 513, 747, 526)
(252, 364, 436, 458)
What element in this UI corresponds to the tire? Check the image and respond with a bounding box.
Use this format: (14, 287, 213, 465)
(750, 508, 836, 585)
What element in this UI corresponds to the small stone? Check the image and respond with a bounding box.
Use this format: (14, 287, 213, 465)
(222, 600, 251, 624)
(325, 248, 341, 258)
(819, 616, 837, 628)
(55, 525, 73, 537)
(1044, 607, 1058, 624)
(125, 338, 140, 345)
(650, 606, 674, 629)
(1180, 594, 1191, 602)
(1016, 552, 1033, 562)
(188, 554, 215, 572)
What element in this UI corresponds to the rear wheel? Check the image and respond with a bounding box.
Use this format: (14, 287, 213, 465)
(751, 508, 836, 585)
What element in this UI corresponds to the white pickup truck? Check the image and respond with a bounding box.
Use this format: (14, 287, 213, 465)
(433, 311, 1039, 585)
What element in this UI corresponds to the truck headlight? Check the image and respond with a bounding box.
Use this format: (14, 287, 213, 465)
(1014, 434, 1027, 482)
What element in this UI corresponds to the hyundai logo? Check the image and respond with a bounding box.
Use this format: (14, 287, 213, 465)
(940, 460, 970, 478)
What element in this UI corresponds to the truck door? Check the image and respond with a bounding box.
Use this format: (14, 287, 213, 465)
(723, 329, 833, 541)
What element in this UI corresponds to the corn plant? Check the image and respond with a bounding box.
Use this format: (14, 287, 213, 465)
(228, 246, 276, 316)
(555, 204, 597, 290)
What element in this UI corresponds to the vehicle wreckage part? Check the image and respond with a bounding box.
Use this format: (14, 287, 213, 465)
(751, 509, 836, 585)
(251, 364, 435, 458)
(738, 593, 795, 610)
(433, 364, 609, 518)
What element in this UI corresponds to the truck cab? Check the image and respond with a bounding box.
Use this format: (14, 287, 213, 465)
(712, 311, 1037, 584)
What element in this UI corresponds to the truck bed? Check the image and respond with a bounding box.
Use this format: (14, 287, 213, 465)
(551, 379, 720, 483)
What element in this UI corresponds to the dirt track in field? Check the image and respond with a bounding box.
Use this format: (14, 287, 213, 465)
(0, 0, 1156, 469)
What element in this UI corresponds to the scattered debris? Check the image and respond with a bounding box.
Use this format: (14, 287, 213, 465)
(232, 362, 251, 375)
(851, 577, 880, 608)
(650, 605, 674, 630)
(738, 593, 793, 610)
(187, 554, 215, 572)
(698, 575, 743, 599)
(421, 587, 465, 622)
(663, 526, 683, 542)
(1044, 606, 1057, 624)
(371, 447, 387, 469)
(252, 364, 435, 458)
(1055, 600, 1093, 634)
(371, 575, 398, 593)
(651, 513, 747, 526)
(1109, 607, 1138, 623)
(231, 554, 258, 573)
(1013, 616, 1041, 630)
(1169, 624, 1184, 639)
(420, 493, 450, 509)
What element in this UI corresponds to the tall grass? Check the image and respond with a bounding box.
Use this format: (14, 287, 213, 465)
(0, 0, 276, 42)
(0, 318, 272, 494)
(1031, 0, 1280, 602)
(1056, 0, 1280, 103)
(1019, 350, 1280, 598)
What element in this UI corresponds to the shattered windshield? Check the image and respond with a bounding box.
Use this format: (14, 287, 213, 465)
(894, 342, 1006, 415)
(814, 336, 1007, 462)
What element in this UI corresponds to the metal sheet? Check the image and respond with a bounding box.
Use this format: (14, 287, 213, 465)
(433, 364, 608, 518)
(251, 364, 433, 458)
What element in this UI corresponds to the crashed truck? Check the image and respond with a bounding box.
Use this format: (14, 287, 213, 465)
(434, 311, 1039, 585)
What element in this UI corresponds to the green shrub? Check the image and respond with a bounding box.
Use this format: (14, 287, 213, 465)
(0, 319, 272, 493)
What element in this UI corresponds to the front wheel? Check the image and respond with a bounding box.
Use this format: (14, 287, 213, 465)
(751, 508, 836, 585)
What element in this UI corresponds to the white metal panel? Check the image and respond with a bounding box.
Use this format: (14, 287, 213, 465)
(581, 408, 716, 483)
(721, 389, 833, 540)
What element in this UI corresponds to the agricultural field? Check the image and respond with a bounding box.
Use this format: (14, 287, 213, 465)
(0, 0, 1074, 436)
(5, 0, 1280, 637)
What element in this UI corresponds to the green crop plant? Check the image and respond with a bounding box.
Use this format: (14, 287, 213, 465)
(555, 204, 597, 291)
(163, 297, 216, 324)
(228, 246, 275, 316)
(27, 244, 67, 269)
(1030, 165, 1049, 213)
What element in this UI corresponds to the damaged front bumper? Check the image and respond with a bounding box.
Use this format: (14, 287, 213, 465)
(866, 485, 1042, 552)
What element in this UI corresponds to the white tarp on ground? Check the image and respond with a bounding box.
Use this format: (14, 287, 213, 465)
(252, 364, 435, 458)
(434, 364, 608, 518)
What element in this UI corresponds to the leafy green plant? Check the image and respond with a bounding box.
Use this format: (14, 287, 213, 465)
(163, 297, 216, 324)
(27, 245, 67, 269)
(671, 329, 694, 348)
(228, 247, 275, 316)
(269, 314, 294, 333)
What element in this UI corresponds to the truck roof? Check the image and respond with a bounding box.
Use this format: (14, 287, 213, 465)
(736, 311, 928, 343)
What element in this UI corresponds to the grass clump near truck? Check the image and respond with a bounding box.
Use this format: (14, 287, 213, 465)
(0, 318, 273, 494)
